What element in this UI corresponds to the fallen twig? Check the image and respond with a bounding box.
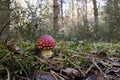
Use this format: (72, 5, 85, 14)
(13, 56, 29, 79)
(51, 70, 65, 80)
(6, 67, 10, 80)
(67, 59, 85, 76)
(92, 57, 107, 78)
(85, 64, 94, 74)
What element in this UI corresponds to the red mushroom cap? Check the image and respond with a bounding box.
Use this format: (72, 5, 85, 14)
(37, 34, 56, 50)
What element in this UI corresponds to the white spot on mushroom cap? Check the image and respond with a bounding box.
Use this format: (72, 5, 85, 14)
(43, 47, 46, 49)
(42, 44, 46, 47)
(50, 46, 53, 49)
(40, 42, 43, 45)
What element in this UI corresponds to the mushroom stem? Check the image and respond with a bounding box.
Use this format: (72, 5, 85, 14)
(41, 50, 53, 58)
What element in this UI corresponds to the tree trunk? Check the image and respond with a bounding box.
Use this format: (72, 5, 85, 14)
(60, 0, 63, 20)
(60, 0, 64, 29)
(53, 0, 59, 34)
(76, 0, 80, 25)
(114, 0, 119, 24)
(93, 0, 98, 27)
(83, 0, 88, 26)
(0, 0, 11, 40)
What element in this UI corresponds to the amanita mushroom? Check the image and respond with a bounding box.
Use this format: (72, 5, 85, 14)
(37, 34, 56, 58)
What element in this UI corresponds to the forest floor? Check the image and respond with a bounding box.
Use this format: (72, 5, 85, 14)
(0, 41, 120, 80)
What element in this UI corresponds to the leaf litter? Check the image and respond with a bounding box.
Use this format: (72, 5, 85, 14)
(0, 41, 120, 80)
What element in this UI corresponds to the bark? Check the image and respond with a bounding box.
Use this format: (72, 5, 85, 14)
(114, 0, 119, 23)
(71, 0, 74, 26)
(60, 0, 63, 20)
(53, 0, 59, 34)
(93, 0, 98, 27)
(60, 0, 64, 29)
(83, 0, 88, 26)
(0, 0, 11, 40)
(76, 0, 80, 25)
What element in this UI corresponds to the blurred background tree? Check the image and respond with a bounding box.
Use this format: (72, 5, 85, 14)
(0, 0, 119, 42)
(0, 0, 11, 40)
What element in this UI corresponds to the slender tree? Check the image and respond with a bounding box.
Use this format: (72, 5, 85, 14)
(0, 0, 11, 40)
(93, 0, 98, 27)
(114, 0, 119, 24)
(76, 0, 81, 25)
(60, 0, 63, 20)
(53, 0, 59, 34)
(71, 0, 74, 25)
(83, 0, 88, 26)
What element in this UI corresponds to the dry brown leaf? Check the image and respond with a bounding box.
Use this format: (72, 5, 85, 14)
(33, 72, 58, 80)
(62, 68, 80, 79)
(7, 39, 24, 54)
(112, 62, 120, 68)
(106, 68, 120, 75)
(86, 74, 105, 80)
(46, 59, 63, 71)
(91, 50, 108, 59)
(60, 43, 67, 52)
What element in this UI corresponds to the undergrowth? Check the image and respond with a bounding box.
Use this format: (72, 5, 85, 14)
(0, 41, 119, 79)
